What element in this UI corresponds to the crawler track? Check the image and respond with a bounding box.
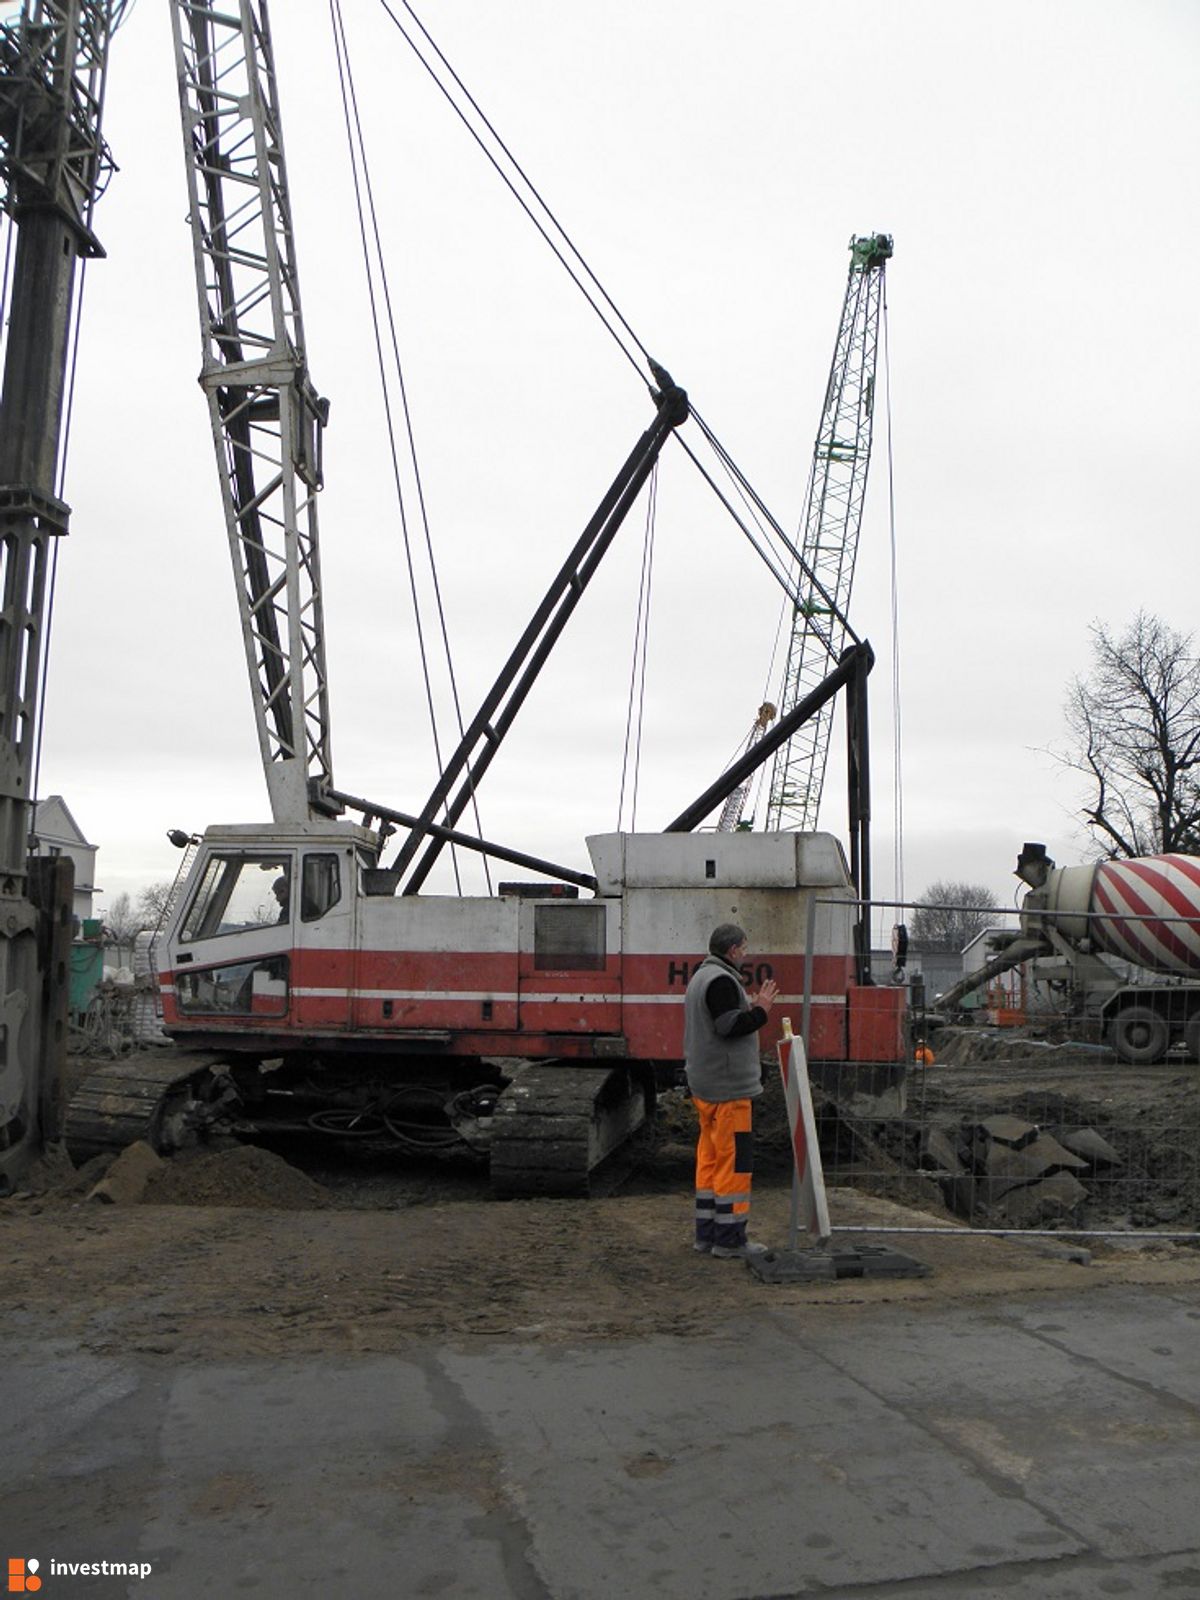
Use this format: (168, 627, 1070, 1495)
(490, 1064, 648, 1198)
(64, 1054, 222, 1162)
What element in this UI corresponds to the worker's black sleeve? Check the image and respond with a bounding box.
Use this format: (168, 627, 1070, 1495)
(705, 974, 767, 1038)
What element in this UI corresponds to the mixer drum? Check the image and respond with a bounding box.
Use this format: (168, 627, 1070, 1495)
(1091, 854, 1200, 977)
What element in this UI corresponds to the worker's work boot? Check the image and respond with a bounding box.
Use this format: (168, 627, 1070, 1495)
(711, 1240, 769, 1261)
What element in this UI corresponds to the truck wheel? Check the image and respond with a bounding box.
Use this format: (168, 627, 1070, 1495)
(1185, 1017, 1200, 1065)
(1109, 1005, 1169, 1065)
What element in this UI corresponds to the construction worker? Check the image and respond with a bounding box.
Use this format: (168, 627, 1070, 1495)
(914, 1038, 935, 1065)
(684, 923, 778, 1259)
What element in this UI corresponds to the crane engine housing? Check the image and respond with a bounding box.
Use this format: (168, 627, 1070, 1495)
(85, 825, 907, 1194)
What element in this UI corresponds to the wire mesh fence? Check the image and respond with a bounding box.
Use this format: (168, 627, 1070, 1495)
(799, 894, 1200, 1239)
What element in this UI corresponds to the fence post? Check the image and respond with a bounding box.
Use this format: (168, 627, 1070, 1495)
(779, 1021, 831, 1248)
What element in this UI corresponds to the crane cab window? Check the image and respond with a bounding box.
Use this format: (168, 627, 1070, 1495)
(301, 853, 341, 921)
(181, 856, 292, 942)
(177, 956, 290, 1016)
(533, 903, 606, 971)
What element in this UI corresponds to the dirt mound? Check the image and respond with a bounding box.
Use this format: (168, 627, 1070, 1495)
(144, 1145, 330, 1210)
(932, 1028, 1115, 1068)
(7, 1142, 114, 1202)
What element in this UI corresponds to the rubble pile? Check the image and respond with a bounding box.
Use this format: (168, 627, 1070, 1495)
(931, 1028, 1113, 1069)
(921, 1113, 1121, 1227)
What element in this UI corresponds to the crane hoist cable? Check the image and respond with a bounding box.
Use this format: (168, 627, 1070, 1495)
(367, 0, 865, 837)
(756, 585, 796, 804)
(0, 215, 13, 353)
(35, 207, 106, 824)
(691, 403, 855, 648)
(375, 0, 826, 617)
(617, 463, 659, 831)
(674, 418, 854, 656)
(331, 0, 491, 891)
(882, 289, 905, 911)
(376, 0, 651, 390)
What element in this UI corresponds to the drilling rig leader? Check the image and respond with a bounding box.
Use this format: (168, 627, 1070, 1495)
(684, 924, 779, 1259)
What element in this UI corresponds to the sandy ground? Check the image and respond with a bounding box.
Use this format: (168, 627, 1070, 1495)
(5, 1048, 1200, 1600)
(4, 1162, 1200, 1359)
(3, 1043, 1197, 1360)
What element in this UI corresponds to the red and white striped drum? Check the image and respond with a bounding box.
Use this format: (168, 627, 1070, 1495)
(1091, 855, 1200, 976)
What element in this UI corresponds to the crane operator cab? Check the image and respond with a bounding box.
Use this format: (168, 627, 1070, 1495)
(162, 822, 368, 1037)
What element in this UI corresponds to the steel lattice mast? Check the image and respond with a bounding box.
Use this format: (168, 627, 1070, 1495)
(765, 233, 891, 832)
(0, 0, 123, 1180)
(170, 0, 335, 824)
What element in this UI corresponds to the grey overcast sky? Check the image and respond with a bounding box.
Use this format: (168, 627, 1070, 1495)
(17, 0, 1200, 928)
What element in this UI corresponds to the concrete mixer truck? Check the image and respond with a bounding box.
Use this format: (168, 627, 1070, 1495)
(936, 845, 1200, 1064)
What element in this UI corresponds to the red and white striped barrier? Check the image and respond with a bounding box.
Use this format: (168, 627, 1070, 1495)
(777, 1026, 831, 1246)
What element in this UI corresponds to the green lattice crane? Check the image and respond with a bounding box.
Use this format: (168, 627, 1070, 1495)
(765, 233, 891, 832)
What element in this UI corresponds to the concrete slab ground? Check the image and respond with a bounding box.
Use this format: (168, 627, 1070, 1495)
(3, 1284, 1200, 1598)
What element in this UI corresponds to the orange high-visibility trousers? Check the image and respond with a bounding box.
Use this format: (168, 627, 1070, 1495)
(693, 1097, 754, 1250)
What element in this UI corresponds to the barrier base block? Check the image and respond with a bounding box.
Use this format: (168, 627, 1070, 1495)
(746, 1244, 931, 1284)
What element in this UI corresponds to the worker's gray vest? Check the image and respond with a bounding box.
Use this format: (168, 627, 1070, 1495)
(683, 954, 763, 1103)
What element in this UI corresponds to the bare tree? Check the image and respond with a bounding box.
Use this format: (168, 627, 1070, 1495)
(136, 880, 174, 930)
(102, 892, 142, 956)
(1065, 613, 1200, 858)
(910, 881, 999, 951)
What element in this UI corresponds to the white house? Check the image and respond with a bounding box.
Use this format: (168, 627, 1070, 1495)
(31, 795, 97, 924)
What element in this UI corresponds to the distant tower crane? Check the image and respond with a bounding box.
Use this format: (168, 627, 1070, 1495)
(765, 233, 892, 832)
(715, 701, 776, 832)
